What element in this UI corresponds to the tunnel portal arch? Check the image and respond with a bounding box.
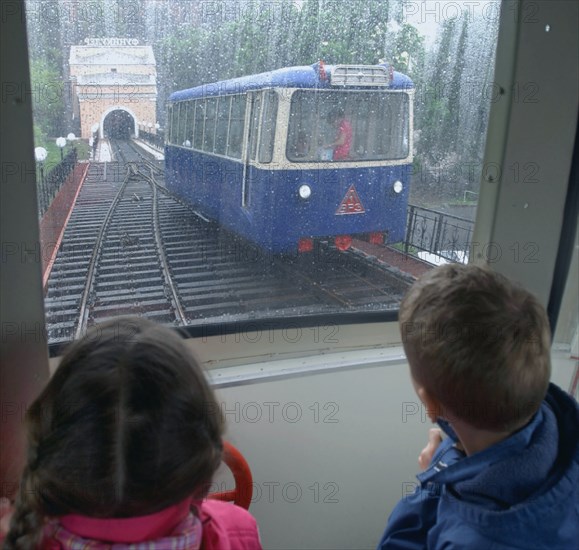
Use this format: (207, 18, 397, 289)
(100, 106, 138, 139)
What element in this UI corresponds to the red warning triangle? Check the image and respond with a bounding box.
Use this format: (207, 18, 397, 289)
(335, 184, 365, 215)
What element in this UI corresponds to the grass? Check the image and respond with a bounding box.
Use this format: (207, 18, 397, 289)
(37, 139, 90, 174)
(391, 242, 420, 255)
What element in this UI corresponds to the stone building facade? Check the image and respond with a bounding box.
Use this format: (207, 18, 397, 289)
(69, 39, 157, 139)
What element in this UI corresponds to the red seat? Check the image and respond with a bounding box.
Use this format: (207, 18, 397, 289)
(208, 441, 253, 510)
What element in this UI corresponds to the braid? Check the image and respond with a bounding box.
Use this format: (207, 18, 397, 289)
(3, 317, 225, 546)
(3, 467, 45, 549)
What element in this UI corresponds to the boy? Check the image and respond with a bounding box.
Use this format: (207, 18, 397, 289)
(378, 264, 579, 549)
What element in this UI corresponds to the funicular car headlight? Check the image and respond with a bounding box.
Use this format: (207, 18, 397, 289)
(393, 180, 403, 194)
(299, 184, 312, 199)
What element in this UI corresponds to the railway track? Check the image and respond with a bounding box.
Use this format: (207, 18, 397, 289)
(45, 149, 185, 342)
(44, 140, 412, 344)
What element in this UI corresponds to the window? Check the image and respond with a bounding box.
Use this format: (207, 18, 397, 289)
(170, 104, 180, 145)
(227, 95, 246, 159)
(184, 101, 194, 146)
(22, 0, 533, 348)
(214, 96, 231, 155)
(193, 100, 205, 150)
(180, 94, 248, 159)
(287, 91, 409, 162)
(203, 98, 217, 152)
(249, 93, 262, 162)
(176, 102, 189, 145)
(258, 91, 278, 163)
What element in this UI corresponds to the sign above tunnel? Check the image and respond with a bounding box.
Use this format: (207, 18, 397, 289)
(83, 38, 140, 46)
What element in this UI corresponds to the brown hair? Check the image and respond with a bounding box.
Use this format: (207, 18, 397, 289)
(4, 318, 224, 548)
(399, 264, 551, 432)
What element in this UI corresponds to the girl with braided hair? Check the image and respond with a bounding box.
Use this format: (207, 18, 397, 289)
(1, 318, 261, 549)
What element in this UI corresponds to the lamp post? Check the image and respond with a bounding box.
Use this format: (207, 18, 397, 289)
(35, 146, 48, 178)
(56, 137, 66, 161)
(66, 133, 77, 163)
(35, 146, 48, 212)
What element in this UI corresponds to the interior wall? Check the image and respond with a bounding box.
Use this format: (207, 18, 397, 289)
(211, 356, 428, 550)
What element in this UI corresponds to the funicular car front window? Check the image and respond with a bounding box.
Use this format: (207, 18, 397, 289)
(23, 0, 501, 345)
(287, 91, 410, 162)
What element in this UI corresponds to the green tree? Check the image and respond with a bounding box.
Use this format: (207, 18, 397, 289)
(443, 15, 469, 152)
(391, 23, 425, 83)
(29, 58, 65, 138)
(419, 17, 456, 162)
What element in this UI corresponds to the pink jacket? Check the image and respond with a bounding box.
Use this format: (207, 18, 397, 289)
(38, 498, 262, 550)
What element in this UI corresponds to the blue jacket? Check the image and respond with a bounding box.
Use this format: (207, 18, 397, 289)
(377, 383, 579, 549)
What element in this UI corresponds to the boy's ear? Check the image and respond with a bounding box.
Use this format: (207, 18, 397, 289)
(416, 387, 443, 423)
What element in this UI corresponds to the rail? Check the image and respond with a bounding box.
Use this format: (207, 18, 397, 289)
(404, 204, 474, 264)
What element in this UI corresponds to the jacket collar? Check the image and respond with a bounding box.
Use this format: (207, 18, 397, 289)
(58, 497, 196, 543)
(418, 406, 545, 487)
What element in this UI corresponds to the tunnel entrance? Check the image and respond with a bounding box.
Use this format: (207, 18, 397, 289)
(103, 109, 135, 139)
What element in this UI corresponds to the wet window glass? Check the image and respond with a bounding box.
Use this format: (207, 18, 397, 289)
(258, 91, 278, 163)
(249, 93, 262, 162)
(227, 95, 246, 159)
(287, 91, 409, 162)
(170, 104, 179, 145)
(184, 101, 194, 147)
(214, 97, 231, 155)
(193, 100, 205, 150)
(24, 0, 500, 343)
(202, 98, 217, 152)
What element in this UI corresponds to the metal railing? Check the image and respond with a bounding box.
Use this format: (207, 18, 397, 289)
(37, 147, 77, 217)
(404, 204, 474, 264)
(139, 129, 164, 150)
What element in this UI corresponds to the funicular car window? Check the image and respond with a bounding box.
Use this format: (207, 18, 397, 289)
(177, 102, 188, 145)
(184, 101, 194, 146)
(214, 97, 231, 156)
(170, 104, 180, 145)
(249, 93, 263, 162)
(194, 100, 204, 150)
(227, 95, 246, 159)
(258, 91, 278, 163)
(203, 98, 217, 152)
(287, 90, 409, 162)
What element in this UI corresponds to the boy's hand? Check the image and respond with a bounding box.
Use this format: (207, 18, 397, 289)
(0, 497, 13, 537)
(418, 428, 443, 470)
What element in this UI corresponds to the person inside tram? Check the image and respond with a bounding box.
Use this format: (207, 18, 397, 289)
(324, 108, 352, 161)
(294, 131, 310, 158)
(0, 318, 262, 549)
(378, 264, 579, 549)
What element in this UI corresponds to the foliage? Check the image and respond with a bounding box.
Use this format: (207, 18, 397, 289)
(29, 58, 65, 138)
(390, 23, 425, 83)
(24, 0, 499, 202)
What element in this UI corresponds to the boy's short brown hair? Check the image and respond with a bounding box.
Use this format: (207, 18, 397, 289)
(399, 264, 551, 432)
